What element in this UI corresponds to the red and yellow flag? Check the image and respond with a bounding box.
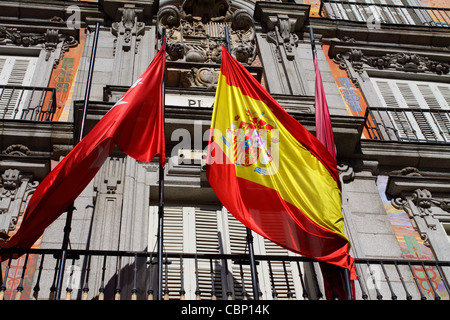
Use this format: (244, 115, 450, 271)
(206, 47, 355, 277)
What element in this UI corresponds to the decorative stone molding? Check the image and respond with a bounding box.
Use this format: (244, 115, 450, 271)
(111, 5, 145, 52)
(391, 188, 450, 249)
(333, 46, 450, 86)
(0, 169, 39, 242)
(254, 2, 309, 61)
(0, 26, 78, 65)
(157, 0, 256, 67)
(2, 144, 32, 157)
(337, 162, 355, 183)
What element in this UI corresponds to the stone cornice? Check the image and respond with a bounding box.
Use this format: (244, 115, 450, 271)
(359, 140, 450, 170)
(386, 175, 450, 198)
(308, 17, 450, 50)
(0, 0, 102, 24)
(73, 99, 366, 159)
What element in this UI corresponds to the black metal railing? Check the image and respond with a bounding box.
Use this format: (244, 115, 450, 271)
(0, 248, 449, 300)
(0, 85, 58, 121)
(364, 106, 450, 144)
(321, 0, 450, 27)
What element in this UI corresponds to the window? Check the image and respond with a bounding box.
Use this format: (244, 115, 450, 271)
(0, 55, 38, 119)
(372, 78, 450, 142)
(148, 205, 310, 300)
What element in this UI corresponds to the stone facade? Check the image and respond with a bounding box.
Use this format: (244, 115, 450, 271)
(0, 0, 449, 300)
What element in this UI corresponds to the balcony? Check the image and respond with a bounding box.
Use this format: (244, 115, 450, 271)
(0, 248, 449, 300)
(364, 107, 450, 144)
(0, 85, 57, 121)
(321, 0, 450, 27)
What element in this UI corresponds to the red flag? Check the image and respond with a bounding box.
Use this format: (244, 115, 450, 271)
(1, 46, 165, 250)
(313, 52, 355, 299)
(314, 52, 336, 160)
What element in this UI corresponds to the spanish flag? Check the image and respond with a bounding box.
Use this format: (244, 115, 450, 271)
(206, 47, 355, 279)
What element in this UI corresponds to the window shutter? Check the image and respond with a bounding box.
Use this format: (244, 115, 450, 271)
(373, 79, 417, 140)
(161, 207, 184, 299)
(437, 86, 450, 107)
(372, 78, 450, 142)
(194, 208, 224, 300)
(0, 56, 37, 119)
(434, 86, 450, 141)
(225, 211, 254, 299)
(396, 82, 437, 141)
(259, 238, 297, 300)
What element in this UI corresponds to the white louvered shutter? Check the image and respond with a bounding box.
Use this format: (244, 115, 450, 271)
(224, 210, 304, 300)
(257, 237, 299, 300)
(194, 207, 225, 300)
(225, 210, 254, 300)
(0, 55, 37, 119)
(372, 78, 450, 142)
(148, 206, 184, 299)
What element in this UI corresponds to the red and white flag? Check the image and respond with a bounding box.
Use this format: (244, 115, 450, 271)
(1, 45, 165, 250)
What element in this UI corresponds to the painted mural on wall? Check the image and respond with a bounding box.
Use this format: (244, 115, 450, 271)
(0, 30, 86, 300)
(322, 45, 367, 117)
(302, 0, 322, 17)
(49, 29, 86, 121)
(377, 176, 449, 300)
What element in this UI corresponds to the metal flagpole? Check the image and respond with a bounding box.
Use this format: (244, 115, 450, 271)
(55, 21, 100, 300)
(224, 26, 260, 300)
(309, 25, 353, 300)
(309, 26, 316, 61)
(156, 27, 167, 301)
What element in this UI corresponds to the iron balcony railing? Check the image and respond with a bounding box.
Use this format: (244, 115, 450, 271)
(0, 85, 57, 121)
(321, 0, 450, 27)
(0, 248, 449, 300)
(364, 106, 450, 144)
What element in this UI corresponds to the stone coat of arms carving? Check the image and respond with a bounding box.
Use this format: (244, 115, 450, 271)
(157, 0, 256, 89)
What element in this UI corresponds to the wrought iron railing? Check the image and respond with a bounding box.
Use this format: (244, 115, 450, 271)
(0, 248, 449, 300)
(364, 106, 450, 144)
(321, 0, 450, 27)
(0, 85, 57, 121)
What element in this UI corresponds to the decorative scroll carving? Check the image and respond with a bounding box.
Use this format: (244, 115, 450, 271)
(2, 144, 32, 157)
(267, 15, 300, 60)
(334, 49, 449, 86)
(112, 6, 145, 52)
(411, 189, 433, 217)
(365, 53, 449, 75)
(337, 162, 355, 182)
(0, 169, 39, 243)
(157, 0, 256, 75)
(0, 26, 78, 65)
(400, 167, 422, 177)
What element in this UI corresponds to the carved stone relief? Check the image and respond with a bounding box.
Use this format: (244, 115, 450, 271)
(265, 16, 299, 61)
(0, 26, 78, 66)
(333, 45, 450, 86)
(0, 169, 39, 243)
(112, 6, 145, 52)
(158, 1, 255, 65)
(392, 188, 450, 249)
(156, 0, 256, 89)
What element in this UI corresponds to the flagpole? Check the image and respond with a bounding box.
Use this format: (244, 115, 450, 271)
(156, 27, 166, 301)
(224, 26, 260, 300)
(55, 21, 100, 300)
(309, 25, 353, 300)
(309, 26, 316, 61)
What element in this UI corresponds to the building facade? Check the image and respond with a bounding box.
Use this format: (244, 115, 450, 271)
(0, 0, 449, 300)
